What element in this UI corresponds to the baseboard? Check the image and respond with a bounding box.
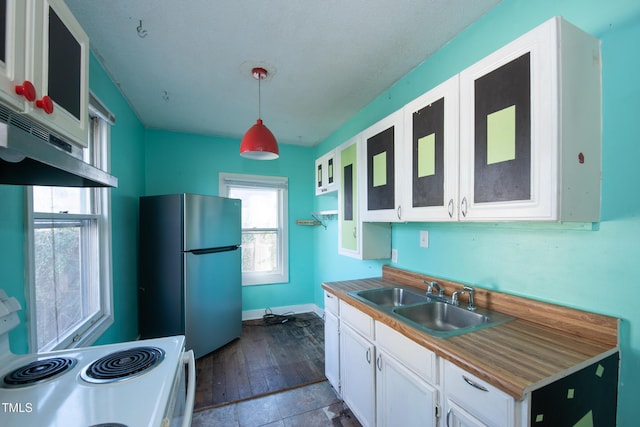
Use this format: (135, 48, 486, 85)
(243, 303, 324, 321)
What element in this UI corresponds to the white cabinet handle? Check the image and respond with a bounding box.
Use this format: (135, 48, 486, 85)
(448, 199, 454, 218)
(376, 355, 382, 371)
(397, 205, 402, 220)
(446, 408, 452, 427)
(366, 348, 371, 364)
(461, 196, 468, 217)
(462, 374, 488, 392)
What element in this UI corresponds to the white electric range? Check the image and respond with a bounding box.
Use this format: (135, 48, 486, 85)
(0, 290, 195, 427)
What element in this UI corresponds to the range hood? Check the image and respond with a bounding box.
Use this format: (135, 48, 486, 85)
(0, 105, 117, 188)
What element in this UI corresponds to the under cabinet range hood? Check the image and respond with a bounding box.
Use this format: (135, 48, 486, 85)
(0, 105, 117, 188)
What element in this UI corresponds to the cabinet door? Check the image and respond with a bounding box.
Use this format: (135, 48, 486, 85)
(445, 399, 489, 427)
(402, 75, 459, 221)
(315, 149, 338, 195)
(444, 360, 515, 427)
(376, 351, 439, 427)
(315, 156, 324, 195)
(0, 0, 27, 110)
(325, 152, 337, 193)
(340, 324, 375, 427)
(28, 0, 90, 148)
(361, 109, 404, 222)
(338, 136, 360, 256)
(459, 24, 543, 220)
(324, 309, 340, 394)
(458, 17, 600, 221)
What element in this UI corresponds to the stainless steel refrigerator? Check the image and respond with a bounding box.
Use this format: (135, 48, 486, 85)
(138, 193, 242, 359)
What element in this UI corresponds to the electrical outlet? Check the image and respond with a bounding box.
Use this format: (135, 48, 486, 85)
(420, 230, 429, 248)
(391, 249, 398, 263)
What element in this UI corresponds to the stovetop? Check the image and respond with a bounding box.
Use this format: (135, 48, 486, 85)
(0, 335, 185, 427)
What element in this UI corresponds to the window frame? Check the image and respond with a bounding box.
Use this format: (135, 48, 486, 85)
(219, 172, 289, 286)
(24, 93, 115, 352)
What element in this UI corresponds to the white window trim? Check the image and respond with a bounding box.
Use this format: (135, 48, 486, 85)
(219, 172, 289, 286)
(24, 95, 114, 352)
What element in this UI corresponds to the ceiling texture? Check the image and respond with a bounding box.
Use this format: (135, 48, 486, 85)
(65, 0, 502, 147)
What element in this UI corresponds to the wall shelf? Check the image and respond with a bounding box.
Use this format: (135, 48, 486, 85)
(296, 210, 338, 230)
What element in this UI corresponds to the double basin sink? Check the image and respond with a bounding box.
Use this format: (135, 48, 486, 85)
(348, 286, 514, 338)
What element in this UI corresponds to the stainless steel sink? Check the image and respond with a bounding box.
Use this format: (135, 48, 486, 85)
(351, 287, 428, 308)
(348, 286, 514, 338)
(393, 301, 514, 338)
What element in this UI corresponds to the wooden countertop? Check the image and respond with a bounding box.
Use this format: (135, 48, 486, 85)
(322, 266, 619, 400)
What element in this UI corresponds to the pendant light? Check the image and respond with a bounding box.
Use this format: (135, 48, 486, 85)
(240, 67, 279, 160)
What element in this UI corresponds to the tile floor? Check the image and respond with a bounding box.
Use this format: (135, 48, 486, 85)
(191, 381, 362, 427)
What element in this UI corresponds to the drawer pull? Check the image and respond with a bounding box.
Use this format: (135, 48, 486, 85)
(366, 348, 372, 364)
(463, 375, 488, 392)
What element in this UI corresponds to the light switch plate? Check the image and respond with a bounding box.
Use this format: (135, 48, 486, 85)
(420, 230, 429, 248)
(391, 249, 398, 263)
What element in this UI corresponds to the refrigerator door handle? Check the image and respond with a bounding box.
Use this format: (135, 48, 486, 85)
(188, 245, 240, 255)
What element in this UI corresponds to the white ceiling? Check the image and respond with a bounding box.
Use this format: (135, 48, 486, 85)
(65, 0, 502, 147)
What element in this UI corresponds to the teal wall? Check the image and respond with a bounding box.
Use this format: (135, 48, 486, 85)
(313, 0, 640, 424)
(144, 129, 316, 311)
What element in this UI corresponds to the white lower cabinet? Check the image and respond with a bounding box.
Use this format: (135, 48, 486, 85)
(443, 360, 517, 427)
(444, 399, 489, 427)
(376, 350, 439, 427)
(328, 297, 531, 427)
(333, 299, 441, 427)
(340, 322, 376, 427)
(375, 321, 439, 427)
(324, 301, 340, 393)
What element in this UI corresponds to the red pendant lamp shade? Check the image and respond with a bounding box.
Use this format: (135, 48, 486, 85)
(240, 119, 279, 160)
(240, 68, 279, 160)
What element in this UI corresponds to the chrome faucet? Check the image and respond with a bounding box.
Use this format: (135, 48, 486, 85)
(463, 286, 476, 311)
(425, 280, 444, 297)
(451, 290, 465, 306)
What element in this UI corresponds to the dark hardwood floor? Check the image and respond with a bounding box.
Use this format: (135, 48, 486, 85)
(194, 312, 326, 411)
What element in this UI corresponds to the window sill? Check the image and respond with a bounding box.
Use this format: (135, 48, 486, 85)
(243, 272, 289, 286)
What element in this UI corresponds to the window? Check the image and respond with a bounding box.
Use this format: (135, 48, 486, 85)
(219, 173, 288, 285)
(25, 94, 115, 352)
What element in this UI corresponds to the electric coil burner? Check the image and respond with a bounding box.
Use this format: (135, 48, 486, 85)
(2, 356, 77, 388)
(81, 346, 165, 384)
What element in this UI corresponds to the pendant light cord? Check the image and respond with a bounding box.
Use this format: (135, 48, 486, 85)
(257, 74, 262, 119)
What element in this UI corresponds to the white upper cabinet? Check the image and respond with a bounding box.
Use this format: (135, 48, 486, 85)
(315, 149, 339, 195)
(25, 0, 90, 148)
(360, 109, 404, 222)
(458, 16, 601, 221)
(0, 0, 28, 111)
(402, 75, 460, 221)
(338, 135, 392, 259)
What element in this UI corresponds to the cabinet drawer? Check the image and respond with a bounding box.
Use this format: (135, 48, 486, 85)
(324, 291, 339, 315)
(375, 321, 437, 384)
(444, 360, 514, 427)
(340, 300, 374, 340)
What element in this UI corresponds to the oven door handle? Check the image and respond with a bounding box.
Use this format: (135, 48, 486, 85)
(182, 349, 196, 427)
